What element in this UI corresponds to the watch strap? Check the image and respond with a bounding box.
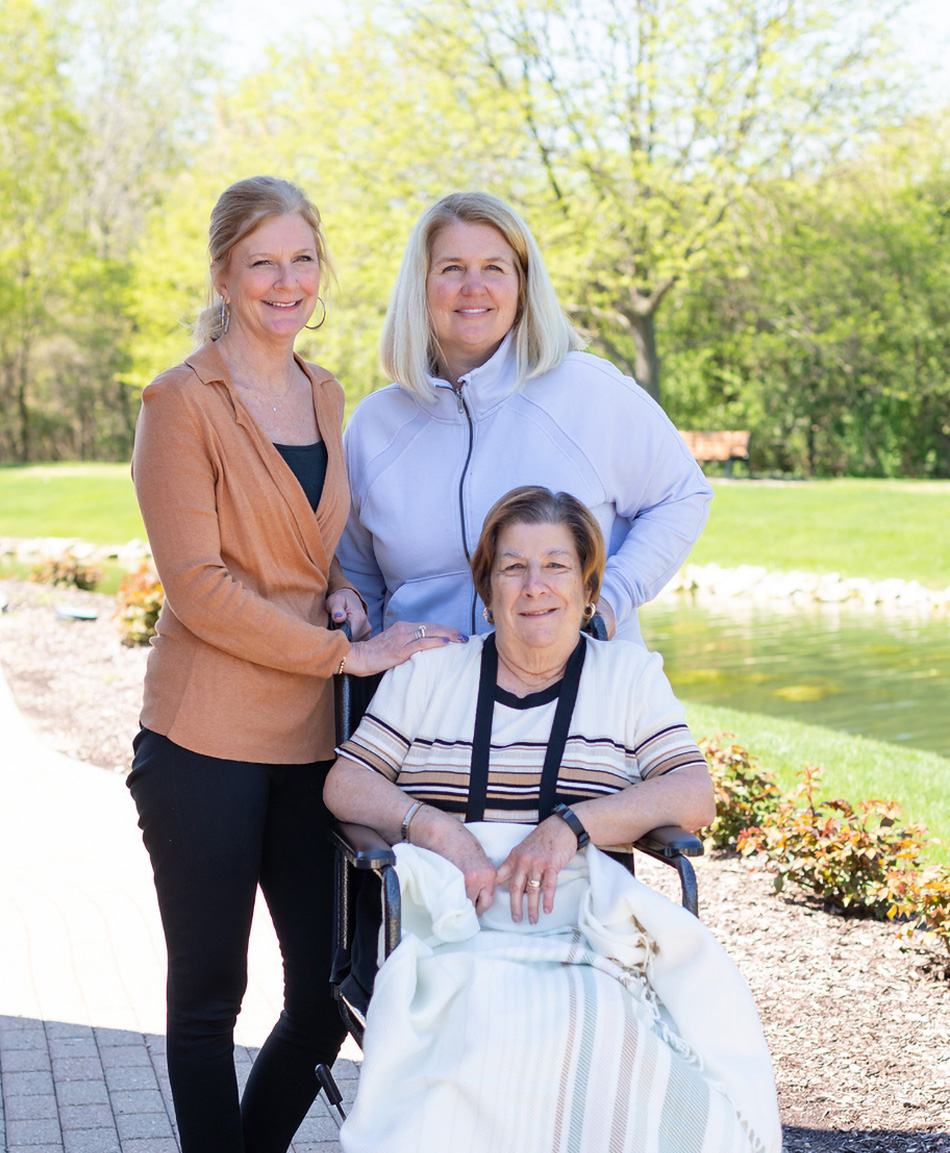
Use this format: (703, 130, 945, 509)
(552, 803, 590, 849)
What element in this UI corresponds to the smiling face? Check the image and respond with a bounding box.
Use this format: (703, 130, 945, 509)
(214, 213, 320, 349)
(426, 221, 521, 382)
(489, 520, 590, 661)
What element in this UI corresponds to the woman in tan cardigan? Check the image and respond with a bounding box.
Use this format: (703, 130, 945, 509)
(129, 176, 464, 1153)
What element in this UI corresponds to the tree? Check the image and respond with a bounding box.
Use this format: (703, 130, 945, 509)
(661, 113, 950, 476)
(60, 0, 212, 453)
(387, 0, 909, 403)
(62, 0, 211, 261)
(0, 0, 84, 461)
(0, 0, 213, 462)
(128, 22, 534, 408)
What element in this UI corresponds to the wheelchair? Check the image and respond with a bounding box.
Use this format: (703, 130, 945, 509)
(315, 617, 704, 1121)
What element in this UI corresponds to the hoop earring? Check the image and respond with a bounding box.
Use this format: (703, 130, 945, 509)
(305, 296, 327, 331)
(220, 298, 230, 336)
(482, 605, 494, 624)
(583, 602, 596, 621)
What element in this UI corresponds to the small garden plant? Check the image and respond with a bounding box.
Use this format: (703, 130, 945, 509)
(705, 735, 950, 967)
(30, 552, 103, 591)
(115, 565, 164, 646)
(699, 735, 781, 850)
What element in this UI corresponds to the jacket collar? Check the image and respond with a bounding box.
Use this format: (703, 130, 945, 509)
(425, 332, 520, 419)
(184, 340, 230, 385)
(185, 339, 331, 391)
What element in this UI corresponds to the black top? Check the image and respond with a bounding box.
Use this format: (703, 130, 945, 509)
(274, 441, 328, 512)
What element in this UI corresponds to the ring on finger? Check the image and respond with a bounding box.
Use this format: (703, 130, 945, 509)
(414, 625, 426, 640)
(526, 878, 542, 890)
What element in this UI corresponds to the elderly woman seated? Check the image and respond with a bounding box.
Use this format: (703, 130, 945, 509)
(324, 486, 781, 1153)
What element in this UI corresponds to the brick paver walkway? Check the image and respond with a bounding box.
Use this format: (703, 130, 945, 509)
(0, 667, 358, 1152)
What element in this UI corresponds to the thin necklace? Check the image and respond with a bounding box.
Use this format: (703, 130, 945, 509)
(266, 378, 293, 412)
(496, 647, 569, 694)
(239, 372, 296, 413)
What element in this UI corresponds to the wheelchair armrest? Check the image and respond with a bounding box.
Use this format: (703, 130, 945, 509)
(633, 825, 704, 859)
(330, 822, 396, 870)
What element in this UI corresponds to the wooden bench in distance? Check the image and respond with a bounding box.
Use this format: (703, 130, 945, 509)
(678, 430, 750, 476)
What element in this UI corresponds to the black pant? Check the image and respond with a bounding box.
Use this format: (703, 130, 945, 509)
(128, 729, 347, 1153)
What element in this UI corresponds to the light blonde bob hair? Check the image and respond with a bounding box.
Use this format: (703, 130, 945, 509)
(470, 486, 605, 617)
(193, 176, 333, 345)
(380, 192, 585, 400)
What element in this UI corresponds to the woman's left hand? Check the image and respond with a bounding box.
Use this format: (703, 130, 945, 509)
(494, 817, 579, 925)
(327, 588, 371, 641)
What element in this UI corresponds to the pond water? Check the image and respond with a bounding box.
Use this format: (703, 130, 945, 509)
(639, 596, 950, 758)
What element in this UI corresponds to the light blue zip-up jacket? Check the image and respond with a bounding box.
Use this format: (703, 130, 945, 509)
(337, 335, 712, 643)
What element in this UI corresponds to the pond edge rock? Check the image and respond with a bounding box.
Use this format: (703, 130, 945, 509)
(663, 563, 950, 615)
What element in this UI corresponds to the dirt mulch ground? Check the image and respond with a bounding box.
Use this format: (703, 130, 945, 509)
(1, 578, 948, 1151)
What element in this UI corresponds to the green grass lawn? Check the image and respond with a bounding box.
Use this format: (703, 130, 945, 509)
(688, 701, 950, 866)
(2, 470, 947, 584)
(692, 478, 950, 589)
(0, 462, 143, 544)
(8, 468, 946, 581)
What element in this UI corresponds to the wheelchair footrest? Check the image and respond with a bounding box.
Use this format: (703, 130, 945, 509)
(315, 1063, 346, 1123)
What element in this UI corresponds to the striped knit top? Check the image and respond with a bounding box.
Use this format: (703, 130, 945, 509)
(338, 634, 706, 824)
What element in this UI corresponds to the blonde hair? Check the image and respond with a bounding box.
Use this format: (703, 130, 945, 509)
(470, 486, 605, 612)
(380, 192, 585, 400)
(193, 176, 332, 345)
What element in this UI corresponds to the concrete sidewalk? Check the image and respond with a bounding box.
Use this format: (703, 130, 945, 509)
(0, 666, 358, 1152)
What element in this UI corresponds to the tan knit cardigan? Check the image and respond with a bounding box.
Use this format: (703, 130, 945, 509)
(131, 341, 352, 763)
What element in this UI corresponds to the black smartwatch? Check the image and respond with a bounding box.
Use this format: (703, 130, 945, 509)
(552, 803, 590, 849)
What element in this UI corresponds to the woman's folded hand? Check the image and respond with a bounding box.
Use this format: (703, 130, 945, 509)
(495, 818, 578, 925)
(410, 807, 497, 915)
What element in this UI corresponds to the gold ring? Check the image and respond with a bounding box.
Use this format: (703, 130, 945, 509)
(526, 878, 541, 889)
(415, 625, 426, 640)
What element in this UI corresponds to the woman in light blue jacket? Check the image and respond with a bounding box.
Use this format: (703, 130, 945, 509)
(337, 192, 712, 644)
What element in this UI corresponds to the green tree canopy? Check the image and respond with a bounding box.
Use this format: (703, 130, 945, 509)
(383, 0, 910, 402)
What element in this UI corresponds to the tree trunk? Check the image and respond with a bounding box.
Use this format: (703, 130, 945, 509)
(15, 338, 30, 463)
(630, 308, 661, 404)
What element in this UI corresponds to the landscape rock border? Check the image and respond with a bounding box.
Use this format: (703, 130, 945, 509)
(664, 562, 950, 614)
(5, 537, 948, 615)
(0, 535, 152, 570)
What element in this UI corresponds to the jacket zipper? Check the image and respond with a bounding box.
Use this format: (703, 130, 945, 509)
(455, 385, 478, 635)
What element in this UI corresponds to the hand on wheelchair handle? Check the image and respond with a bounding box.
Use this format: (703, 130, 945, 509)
(326, 589, 371, 641)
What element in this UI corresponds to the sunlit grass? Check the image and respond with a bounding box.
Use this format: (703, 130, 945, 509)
(0, 462, 143, 544)
(692, 478, 950, 589)
(687, 700, 950, 866)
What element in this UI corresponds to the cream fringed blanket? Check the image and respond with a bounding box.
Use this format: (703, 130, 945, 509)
(340, 823, 781, 1153)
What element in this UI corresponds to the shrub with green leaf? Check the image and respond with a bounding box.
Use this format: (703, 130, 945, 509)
(30, 552, 103, 591)
(698, 736, 950, 972)
(115, 566, 164, 646)
(886, 865, 950, 964)
(699, 734, 782, 850)
(736, 764, 930, 916)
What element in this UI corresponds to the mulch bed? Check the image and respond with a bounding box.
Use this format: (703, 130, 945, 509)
(2, 578, 948, 1151)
